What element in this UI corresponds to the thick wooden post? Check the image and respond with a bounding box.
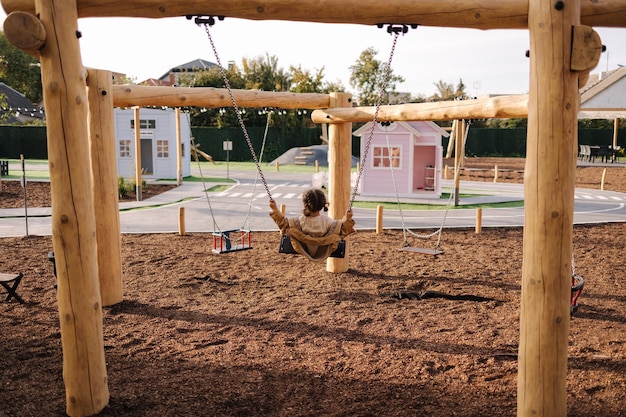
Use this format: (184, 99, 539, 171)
(133, 106, 142, 201)
(86, 68, 123, 307)
(34, 0, 109, 415)
(326, 92, 352, 273)
(518, 0, 580, 416)
(175, 107, 183, 185)
(614, 118, 620, 149)
(453, 120, 462, 206)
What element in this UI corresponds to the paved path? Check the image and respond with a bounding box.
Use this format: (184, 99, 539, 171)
(1, 168, 625, 237)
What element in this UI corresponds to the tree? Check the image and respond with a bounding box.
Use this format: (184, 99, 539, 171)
(0, 94, 11, 124)
(430, 78, 468, 102)
(349, 47, 405, 106)
(177, 63, 247, 127)
(0, 31, 43, 104)
(289, 65, 346, 94)
(289, 65, 325, 94)
(241, 54, 291, 93)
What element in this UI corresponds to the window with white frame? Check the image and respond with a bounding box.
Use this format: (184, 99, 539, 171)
(119, 139, 131, 158)
(156, 140, 169, 158)
(372, 145, 401, 168)
(130, 119, 156, 129)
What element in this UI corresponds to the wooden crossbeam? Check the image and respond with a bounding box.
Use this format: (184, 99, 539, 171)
(2, 0, 626, 29)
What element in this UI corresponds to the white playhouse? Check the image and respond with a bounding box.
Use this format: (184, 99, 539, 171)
(114, 108, 192, 180)
(353, 121, 448, 198)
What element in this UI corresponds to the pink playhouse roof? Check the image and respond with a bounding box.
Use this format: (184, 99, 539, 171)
(352, 121, 449, 138)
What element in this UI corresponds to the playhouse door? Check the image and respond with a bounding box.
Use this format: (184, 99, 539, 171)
(141, 138, 154, 175)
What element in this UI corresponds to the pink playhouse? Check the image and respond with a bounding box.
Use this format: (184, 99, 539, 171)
(352, 121, 448, 199)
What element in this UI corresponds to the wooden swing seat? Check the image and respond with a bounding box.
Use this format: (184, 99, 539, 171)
(279, 234, 346, 258)
(400, 246, 444, 256)
(212, 229, 253, 254)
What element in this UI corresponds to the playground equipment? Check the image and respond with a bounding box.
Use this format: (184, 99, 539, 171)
(1, 1, 619, 416)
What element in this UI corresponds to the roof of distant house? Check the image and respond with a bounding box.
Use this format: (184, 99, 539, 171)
(579, 66, 626, 119)
(158, 58, 218, 81)
(0, 82, 45, 123)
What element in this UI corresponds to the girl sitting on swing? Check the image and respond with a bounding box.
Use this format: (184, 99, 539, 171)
(269, 188, 355, 262)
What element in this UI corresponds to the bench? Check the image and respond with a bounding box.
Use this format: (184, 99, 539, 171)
(0, 273, 24, 304)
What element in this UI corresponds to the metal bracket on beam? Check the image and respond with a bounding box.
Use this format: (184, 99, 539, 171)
(186, 15, 225, 26)
(376, 23, 419, 35)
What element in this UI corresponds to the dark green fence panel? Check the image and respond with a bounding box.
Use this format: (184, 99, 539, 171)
(578, 129, 626, 147)
(191, 126, 322, 162)
(0, 125, 48, 159)
(442, 128, 528, 157)
(2, 125, 624, 161)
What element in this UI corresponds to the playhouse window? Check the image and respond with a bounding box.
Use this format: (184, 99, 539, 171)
(157, 140, 169, 158)
(130, 119, 156, 129)
(119, 139, 131, 158)
(372, 146, 401, 168)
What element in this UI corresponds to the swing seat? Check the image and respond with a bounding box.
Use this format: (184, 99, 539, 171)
(212, 229, 253, 254)
(279, 234, 346, 258)
(400, 246, 444, 256)
(570, 273, 584, 316)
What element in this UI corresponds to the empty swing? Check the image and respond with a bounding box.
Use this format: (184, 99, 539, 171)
(188, 114, 258, 254)
(195, 17, 297, 255)
(351, 25, 447, 256)
(379, 121, 453, 256)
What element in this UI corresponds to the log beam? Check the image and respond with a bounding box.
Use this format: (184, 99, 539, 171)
(312, 95, 529, 123)
(112, 85, 331, 109)
(3, 0, 626, 29)
(2, 11, 45, 58)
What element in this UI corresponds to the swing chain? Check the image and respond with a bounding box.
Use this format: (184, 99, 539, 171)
(199, 22, 274, 202)
(350, 29, 402, 209)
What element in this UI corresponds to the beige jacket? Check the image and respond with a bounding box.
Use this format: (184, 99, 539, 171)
(270, 211, 356, 262)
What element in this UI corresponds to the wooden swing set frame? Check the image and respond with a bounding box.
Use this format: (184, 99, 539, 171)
(2, 0, 623, 416)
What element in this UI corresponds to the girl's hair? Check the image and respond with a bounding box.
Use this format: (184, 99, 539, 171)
(302, 189, 328, 216)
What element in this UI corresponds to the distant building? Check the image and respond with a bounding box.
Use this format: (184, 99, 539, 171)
(0, 82, 45, 124)
(140, 58, 218, 86)
(114, 108, 191, 180)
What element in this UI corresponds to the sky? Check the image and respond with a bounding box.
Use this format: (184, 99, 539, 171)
(2, 12, 625, 98)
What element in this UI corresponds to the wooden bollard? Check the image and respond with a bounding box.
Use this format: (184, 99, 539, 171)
(475, 208, 482, 234)
(376, 205, 384, 234)
(444, 165, 449, 180)
(275, 161, 280, 172)
(280, 203, 286, 215)
(315, 160, 320, 173)
(493, 165, 499, 183)
(178, 206, 186, 235)
(601, 168, 607, 190)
